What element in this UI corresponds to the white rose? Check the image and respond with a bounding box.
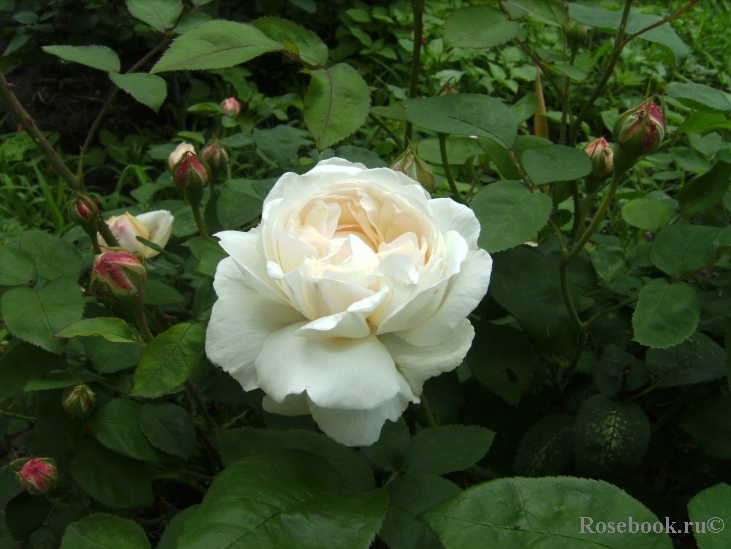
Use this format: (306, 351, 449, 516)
(205, 158, 492, 446)
(98, 210, 174, 259)
(168, 142, 196, 171)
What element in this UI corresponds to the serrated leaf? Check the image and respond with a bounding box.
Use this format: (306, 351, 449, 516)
(633, 279, 701, 348)
(471, 180, 552, 253)
(678, 160, 731, 215)
(24, 370, 102, 392)
(622, 198, 676, 232)
(649, 224, 719, 278)
(132, 323, 205, 398)
(43, 45, 120, 72)
(304, 63, 371, 150)
(521, 144, 592, 184)
(84, 338, 143, 374)
(680, 393, 731, 459)
(443, 6, 519, 50)
(109, 72, 167, 112)
(506, 0, 567, 25)
(0, 278, 84, 354)
(151, 20, 282, 73)
(57, 317, 137, 343)
(19, 229, 82, 281)
(0, 343, 64, 398)
(251, 17, 327, 66)
(126, 0, 182, 33)
(61, 514, 151, 549)
(360, 418, 410, 472)
(402, 426, 494, 475)
(688, 483, 731, 548)
(646, 332, 726, 387)
(514, 414, 574, 476)
(0, 245, 37, 286)
(139, 403, 195, 459)
(667, 83, 731, 113)
(591, 246, 626, 282)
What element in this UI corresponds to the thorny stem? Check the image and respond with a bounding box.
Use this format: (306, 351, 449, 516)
(438, 133, 464, 203)
(0, 409, 36, 423)
(95, 214, 120, 248)
(404, 0, 425, 147)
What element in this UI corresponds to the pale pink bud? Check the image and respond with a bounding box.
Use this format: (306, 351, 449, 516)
(92, 251, 146, 301)
(17, 458, 58, 495)
(201, 141, 229, 174)
(220, 97, 240, 117)
(168, 142, 196, 172)
(585, 137, 614, 180)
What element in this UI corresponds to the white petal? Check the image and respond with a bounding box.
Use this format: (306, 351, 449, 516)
(430, 198, 481, 249)
(136, 210, 173, 257)
(206, 258, 305, 391)
(376, 278, 449, 334)
(380, 319, 475, 395)
(256, 323, 402, 409)
(397, 249, 492, 346)
(215, 230, 291, 305)
(262, 393, 309, 416)
(307, 376, 416, 447)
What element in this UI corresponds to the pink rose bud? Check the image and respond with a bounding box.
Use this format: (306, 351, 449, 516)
(68, 196, 98, 228)
(201, 141, 229, 175)
(391, 144, 435, 193)
(62, 384, 96, 418)
(173, 152, 210, 190)
(612, 98, 665, 174)
(585, 137, 614, 180)
(17, 458, 58, 495)
(220, 97, 240, 117)
(168, 142, 196, 172)
(92, 251, 146, 302)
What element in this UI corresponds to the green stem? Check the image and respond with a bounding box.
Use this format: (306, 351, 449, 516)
(132, 304, 154, 344)
(0, 70, 82, 191)
(584, 298, 637, 327)
(369, 112, 404, 153)
(438, 133, 464, 204)
(420, 392, 438, 428)
(185, 380, 218, 430)
(46, 494, 88, 516)
(191, 201, 213, 241)
(96, 216, 120, 248)
(404, 0, 425, 147)
(76, 89, 118, 184)
(0, 409, 36, 423)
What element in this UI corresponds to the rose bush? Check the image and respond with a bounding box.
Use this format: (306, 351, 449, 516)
(205, 158, 492, 445)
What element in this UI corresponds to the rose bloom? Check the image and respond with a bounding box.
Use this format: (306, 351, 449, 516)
(98, 211, 174, 259)
(206, 159, 492, 446)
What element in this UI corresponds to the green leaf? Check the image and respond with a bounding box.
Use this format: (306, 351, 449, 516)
(678, 160, 731, 215)
(89, 399, 169, 462)
(57, 317, 137, 343)
(490, 246, 577, 356)
(304, 63, 371, 150)
(422, 476, 672, 549)
(217, 428, 375, 493)
(359, 418, 410, 472)
(84, 338, 143, 374)
(514, 414, 574, 476)
(176, 451, 387, 549)
(19, 229, 82, 281)
(4, 492, 51, 541)
(71, 439, 154, 509)
(590, 246, 626, 282)
(505, 0, 567, 25)
(132, 323, 206, 398)
(574, 394, 650, 477)
(621, 198, 676, 232)
(380, 474, 461, 549)
(0, 342, 65, 398)
(0, 245, 37, 286)
(143, 278, 186, 306)
(157, 505, 200, 549)
(632, 279, 701, 348)
(402, 426, 494, 475)
(443, 6, 519, 50)
(417, 136, 483, 165)
(61, 514, 151, 549)
(126, 0, 182, 33)
(593, 344, 648, 398)
(667, 83, 731, 113)
(403, 94, 517, 148)
(646, 332, 726, 387)
(139, 403, 195, 459)
(24, 370, 102, 392)
(467, 322, 535, 406)
(151, 20, 282, 73)
(521, 144, 592, 185)
(678, 112, 731, 135)
(548, 63, 588, 80)
(0, 277, 85, 354)
(688, 483, 731, 548)
(649, 225, 719, 278)
(567, 3, 689, 65)
(254, 125, 312, 168)
(471, 180, 552, 253)
(42, 45, 120, 72)
(251, 17, 328, 66)
(109, 72, 167, 113)
(680, 392, 731, 459)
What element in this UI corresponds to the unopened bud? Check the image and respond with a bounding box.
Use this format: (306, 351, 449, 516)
(566, 21, 588, 48)
(438, 82, 458, 96)
(585, 137, 614, 180)
(91, 251, 146, 302)
(168, 142, 196, 172)
(391, 144, 435, 193)
(16, 458, 58, 495)
(69, 196, 98, 229)
(173, 152, 210, 205)
(201, 141, 229, 177)
(62, 384, 96, 418)
(612, 98, 665, 174)
(221, 97, 240, 117)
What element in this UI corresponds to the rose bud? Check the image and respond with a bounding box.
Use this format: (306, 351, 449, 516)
(69, 196, 98, 225)
(16, 458, 58, 495)
(173, 152, 210, 205)
(220, 97, 241, 118)
(201, 141, 229, 177)
(612, 98, 666, 173)
(585, 137, 614, 180)
(566, 21, 588, 48)
(91, 251, 147, 302)
(98, 211, 173, 259)
(391, 145, 435, 193)
(61, 384, 96, 418)
(168, 142, 196, 173)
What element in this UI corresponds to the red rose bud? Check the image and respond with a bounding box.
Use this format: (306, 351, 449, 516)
(173, 152, 210, 205)
(201, 141, 229, 175)
(92, 251, 146, 302)
(62, 384, 96, 418)
(391, 145, 435, 193)
(220, 97, 240, 117)
(585, 137, 614, 180)
(612, 98, 665, 174)
(69, 196, 97, 224)
(17, 458, 58, 495)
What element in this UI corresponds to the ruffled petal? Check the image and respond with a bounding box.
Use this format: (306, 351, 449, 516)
(307, 376, 416, 447)
(205, 258, 305, 391)
(262, 393, 309, 416)
(380, 319, 475, 395)
(429, 198, 481, 249)
(397, 249, 492, 346)
(256, 322, 401, 409)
